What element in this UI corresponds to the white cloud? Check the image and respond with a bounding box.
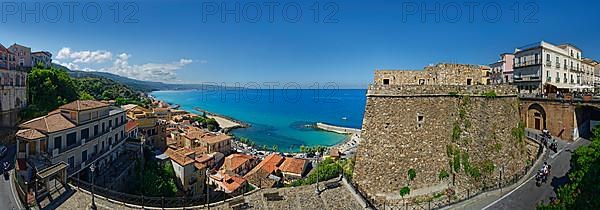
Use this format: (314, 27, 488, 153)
(54, 47, 202, 82)
(55, 47, 112, 63)
(100, 53, 194, 82)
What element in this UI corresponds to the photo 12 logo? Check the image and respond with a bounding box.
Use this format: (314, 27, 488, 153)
(1, 1, 139, 23)
(400, 1, 539, 23)
(200, 1, 339, 23)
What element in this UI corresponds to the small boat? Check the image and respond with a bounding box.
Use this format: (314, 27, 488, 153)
(341, 117, 348, 120)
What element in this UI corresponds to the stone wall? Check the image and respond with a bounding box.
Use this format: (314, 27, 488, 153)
(353, 70, 529, 207)
(375, 63, 487, 86)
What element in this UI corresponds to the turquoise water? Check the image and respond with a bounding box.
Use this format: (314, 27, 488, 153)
(151, 89, 366, 152)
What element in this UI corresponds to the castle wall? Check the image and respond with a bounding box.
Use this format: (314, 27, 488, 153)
(354, 65, 530, 206)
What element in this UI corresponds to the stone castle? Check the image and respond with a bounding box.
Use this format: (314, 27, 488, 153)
(353, 64, 533, 206)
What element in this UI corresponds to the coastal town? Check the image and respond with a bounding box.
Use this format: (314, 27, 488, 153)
(1, 37, 600, 210)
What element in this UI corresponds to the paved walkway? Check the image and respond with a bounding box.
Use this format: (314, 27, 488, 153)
(446, 133, 590, 210)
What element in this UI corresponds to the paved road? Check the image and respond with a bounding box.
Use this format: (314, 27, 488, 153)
(482, 137, 590, 210)
(0, 144, 23, 210)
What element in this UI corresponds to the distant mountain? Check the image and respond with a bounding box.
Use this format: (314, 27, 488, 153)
(52, 63, 224, 92)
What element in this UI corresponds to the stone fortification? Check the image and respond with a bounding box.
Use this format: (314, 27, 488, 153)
(353, 64, 531, 207)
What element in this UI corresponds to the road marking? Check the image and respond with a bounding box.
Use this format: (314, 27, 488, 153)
(550, 148, 564, 159)
(481, 174, 535, 210)
(9, 170, 24, 210)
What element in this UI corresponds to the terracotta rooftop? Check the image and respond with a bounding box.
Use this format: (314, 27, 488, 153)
(125, 120, 138, 132)
(166, 148, 194, 166)
(223, 154, 255, 172)
(221, 174, 246, 193)
(195, 154, 214, 164)
(16, 129, 46, 140)
(279, 157, 308, 175)
(59, 100, 109, 111)
(175, 147, 195, 156)
(194, 162, 207, 170)
(20, 112, 76, 133)
(244, 154, 284, 179)
(202, 134, 232, 144)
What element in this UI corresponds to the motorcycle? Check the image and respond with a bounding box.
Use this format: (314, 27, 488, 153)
(2, 162, 9, 180)
(535, 166, 551, 186)
(549, 142, 558, 153)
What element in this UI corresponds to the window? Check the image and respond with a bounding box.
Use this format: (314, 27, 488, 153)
(534, 53, 539, 63)
(102, 141, 105, 150)
(102, 122, 105, 132)
(109, 120, 112, 128)
(109, 137, 113, 146)
(417, 114, 424, 129)
(82, 150, 88, 163)
(383, 79, 390, 85)
(115, 134, 118, 142)
(466, 79, 472, 85)
(546, 54, 550, 61)
(94, 125, 99, 136)
(54, 136, 62, 150)
(68, 156, 75, 169)
(418, 79, 425, 85)
(81, 128, 89, 140)
(66, 132, 76, 147)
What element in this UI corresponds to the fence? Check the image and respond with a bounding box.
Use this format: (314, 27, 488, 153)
(69, 177, 246, 208)
(371, 130, 546, 210)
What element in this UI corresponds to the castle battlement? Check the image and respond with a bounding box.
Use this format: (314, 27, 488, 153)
(367, 84, 518, 97)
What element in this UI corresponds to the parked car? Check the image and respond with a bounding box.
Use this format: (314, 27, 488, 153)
(0, 145, 7, 158)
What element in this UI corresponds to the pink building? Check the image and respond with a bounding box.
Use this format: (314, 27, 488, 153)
(489, 53, 515, 84)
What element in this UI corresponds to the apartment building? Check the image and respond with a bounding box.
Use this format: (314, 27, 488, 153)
(0, 43, 28, 128)
(124, 104, 167, 150)
(489, 53, 515, 84)
(513, 41, 596, 94)
(9, 43, 32, 71)
(165, 148, 207, 195)
(16, 100, 127, 192)
(32, 51, 53, 68)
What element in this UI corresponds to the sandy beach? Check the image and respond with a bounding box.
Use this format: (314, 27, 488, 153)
(207, 114, 242, 129)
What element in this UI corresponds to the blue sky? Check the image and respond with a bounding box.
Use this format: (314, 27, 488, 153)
(2, 0, 600, 88)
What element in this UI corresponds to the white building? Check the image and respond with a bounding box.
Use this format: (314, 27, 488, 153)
(513, 41, 596, 94)
(489, 53, 515, 84)
(16, 100, 128, 184)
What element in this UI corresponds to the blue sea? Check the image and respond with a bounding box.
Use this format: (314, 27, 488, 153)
(151, 89, 366, 152)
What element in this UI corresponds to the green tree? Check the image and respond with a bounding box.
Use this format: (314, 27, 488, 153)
(408, 168, 416, 182)
(400, 186, 410, 199)
(538, 126, 600, 209)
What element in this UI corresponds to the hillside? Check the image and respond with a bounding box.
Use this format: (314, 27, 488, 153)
(53, 63, 223, 92)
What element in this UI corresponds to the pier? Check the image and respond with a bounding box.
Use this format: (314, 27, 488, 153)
(316, 122, 361, 135)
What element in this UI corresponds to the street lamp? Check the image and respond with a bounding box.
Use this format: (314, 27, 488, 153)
(315, 151, 320, 195)
(89, 163, 96, 210)
(206, 168, 210, 210)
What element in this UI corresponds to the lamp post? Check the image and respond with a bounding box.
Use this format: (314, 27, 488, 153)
(206, 168, 210, 210)
(89, 163, 96, 210)
(315, 151, 320, 195)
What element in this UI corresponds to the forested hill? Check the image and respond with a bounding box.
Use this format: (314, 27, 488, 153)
(23, 65, 151, 120)
(53, 63, 223, 92)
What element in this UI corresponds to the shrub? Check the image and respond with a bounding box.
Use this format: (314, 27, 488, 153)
(408, 169, 417, 181)
(400, 186, 411, 198)
(438, 169, 449, 180)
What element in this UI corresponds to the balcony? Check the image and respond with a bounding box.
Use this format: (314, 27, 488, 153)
(545, 61, 552, 67)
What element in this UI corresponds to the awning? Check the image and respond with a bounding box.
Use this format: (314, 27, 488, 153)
(36, 162, 68, 179)
(545, 82, 576, 89)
